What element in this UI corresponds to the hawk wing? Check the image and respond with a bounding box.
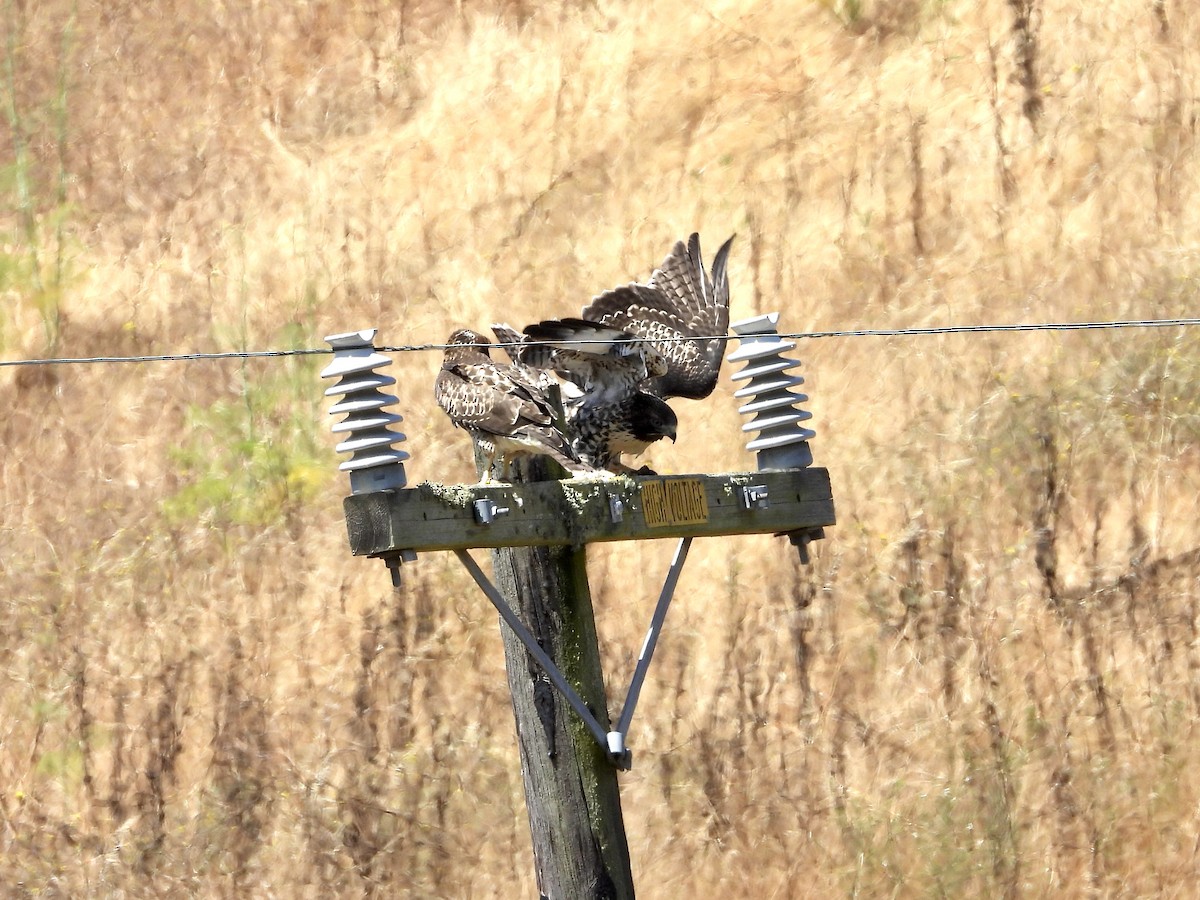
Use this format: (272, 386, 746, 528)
(436, 355, 553, 435)
(435, 331, 590, 477)
(581, 232, 733, 400)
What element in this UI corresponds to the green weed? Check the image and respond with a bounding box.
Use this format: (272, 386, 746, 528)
(161, 331, 331, 528)
(1, 0, 75, 353)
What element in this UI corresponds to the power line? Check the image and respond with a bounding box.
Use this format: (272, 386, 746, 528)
(0, 348, 330, 367)
(790, 317, 1200, 340)
(3, 317, 1200, 368)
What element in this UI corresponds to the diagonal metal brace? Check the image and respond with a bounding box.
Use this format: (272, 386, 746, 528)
(454, 549, 614, 758)
(611, 537, 692, 758)
(455, 539, 694, 770)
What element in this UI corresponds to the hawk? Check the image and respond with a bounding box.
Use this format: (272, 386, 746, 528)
(434, 329, 591, 483)
(519, 232, 734, 472)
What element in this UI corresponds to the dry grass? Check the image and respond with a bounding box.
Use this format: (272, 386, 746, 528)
(3, 0, 1200, 895)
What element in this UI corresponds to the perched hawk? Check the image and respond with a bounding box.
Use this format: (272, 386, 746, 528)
(520, 232, 734, 472)
(434, 329, 591, 483)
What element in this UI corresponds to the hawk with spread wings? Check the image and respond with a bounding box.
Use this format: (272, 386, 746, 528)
(434, 329, 592, 483)
(519, 232, 734, 472)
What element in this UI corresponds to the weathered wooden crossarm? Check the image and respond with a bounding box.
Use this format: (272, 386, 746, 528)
(342, 467, 835, 556)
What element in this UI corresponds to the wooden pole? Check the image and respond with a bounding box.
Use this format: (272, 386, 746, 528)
(489, 458, 635, 900)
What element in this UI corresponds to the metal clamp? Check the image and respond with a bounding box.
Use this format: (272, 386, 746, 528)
(741, 484, 769, 510)
(608, 494, 625, 523)
(473, 498, 510, 524)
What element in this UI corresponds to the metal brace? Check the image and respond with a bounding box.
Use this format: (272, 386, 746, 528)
(453, 536, 694, 771)
(455, 549, 616, 761)
(612, 537, 692, 755)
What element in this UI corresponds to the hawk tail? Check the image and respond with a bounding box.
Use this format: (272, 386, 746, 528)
(491, 322, 556, 369)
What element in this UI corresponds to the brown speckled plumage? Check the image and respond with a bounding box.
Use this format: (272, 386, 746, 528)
(518, 233, 733, 472)
(434, 329, 590, 482)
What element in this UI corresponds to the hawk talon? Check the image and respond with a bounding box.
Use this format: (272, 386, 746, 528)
(605, 462, 658, 476)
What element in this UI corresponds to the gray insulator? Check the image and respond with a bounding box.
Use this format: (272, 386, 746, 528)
(727, 313, 815, 471)
(322, 329, 410, 494)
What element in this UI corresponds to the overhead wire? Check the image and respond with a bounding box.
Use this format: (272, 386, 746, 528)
(2, 316, 1200, 368)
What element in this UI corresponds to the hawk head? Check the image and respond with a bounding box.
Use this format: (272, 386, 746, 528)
(445, 328, 490, 351)
(629, 392, 678, 444)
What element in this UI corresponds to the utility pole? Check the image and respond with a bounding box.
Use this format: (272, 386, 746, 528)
(491, 472, 635, 898)
(323, 316, 834, 898)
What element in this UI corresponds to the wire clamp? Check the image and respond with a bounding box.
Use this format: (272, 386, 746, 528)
(473, 498, 510, 524)
(741, 484, 770, 510)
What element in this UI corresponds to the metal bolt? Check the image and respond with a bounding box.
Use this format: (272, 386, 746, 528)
(609, 495, 625, 523)
(381, 548, 419, 588)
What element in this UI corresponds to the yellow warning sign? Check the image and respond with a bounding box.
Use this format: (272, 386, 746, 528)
(641, 479, 709, 527)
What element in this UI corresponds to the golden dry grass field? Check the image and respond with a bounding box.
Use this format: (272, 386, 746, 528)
(4, 0, 1200, 896)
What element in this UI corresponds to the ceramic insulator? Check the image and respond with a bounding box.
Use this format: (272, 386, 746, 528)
(322, 329, 410, 494)
(727, 313, 815, 470)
